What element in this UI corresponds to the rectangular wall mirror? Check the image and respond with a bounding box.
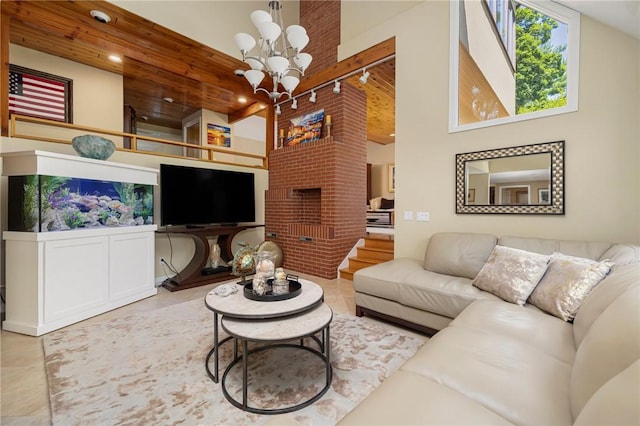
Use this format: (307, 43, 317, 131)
(456, 140, 564, 214)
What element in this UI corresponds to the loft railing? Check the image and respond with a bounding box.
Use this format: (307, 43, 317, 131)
(7, 114, 268, 170)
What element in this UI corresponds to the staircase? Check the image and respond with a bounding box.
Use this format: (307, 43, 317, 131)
(339, 235, 394, 280)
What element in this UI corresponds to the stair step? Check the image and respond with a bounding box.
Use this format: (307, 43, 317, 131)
(348, 257, 380, 270)
(357, 246, 394, 261)
(341, 236, 395, 281)
(363, 237, 394, 251)
(339, 268, 355, 280)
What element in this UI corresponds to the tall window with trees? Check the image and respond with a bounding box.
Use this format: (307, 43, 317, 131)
(449, 0, 580, 132)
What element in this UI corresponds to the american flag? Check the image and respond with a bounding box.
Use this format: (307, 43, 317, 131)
(9, 70, 67, 122)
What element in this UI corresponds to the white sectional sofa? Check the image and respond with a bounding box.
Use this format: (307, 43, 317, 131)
(337, 233, 640, 425)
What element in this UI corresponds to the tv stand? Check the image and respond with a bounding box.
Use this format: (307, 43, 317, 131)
(157, 225, 264, 291)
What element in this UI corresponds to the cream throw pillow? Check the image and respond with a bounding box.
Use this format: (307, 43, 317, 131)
(369, 197, 382, 210)
(529, 253, 614, 321)
(472, 245, 551, 305)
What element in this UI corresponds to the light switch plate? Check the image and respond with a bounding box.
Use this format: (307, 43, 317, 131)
(417, 211, 430, 222)
(403, 211, 413, 220)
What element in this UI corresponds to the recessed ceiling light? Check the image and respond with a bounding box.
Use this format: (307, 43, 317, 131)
(163, 97, 174, 103)
(90, 10, 111, 24)
(108, 55, 122, 63)
(238, 96, 247, 104)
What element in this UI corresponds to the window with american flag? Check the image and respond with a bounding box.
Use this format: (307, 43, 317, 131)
(9, 65, 73, 123)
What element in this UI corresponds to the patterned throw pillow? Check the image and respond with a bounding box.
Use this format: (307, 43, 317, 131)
(529, 253, 614, 321)
(472, 245, 551, 305)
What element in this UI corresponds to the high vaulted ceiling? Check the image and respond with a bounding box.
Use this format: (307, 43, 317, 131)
(1, 0, 396, 144)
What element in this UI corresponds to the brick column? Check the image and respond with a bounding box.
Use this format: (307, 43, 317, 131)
(267, 83, 367, 278)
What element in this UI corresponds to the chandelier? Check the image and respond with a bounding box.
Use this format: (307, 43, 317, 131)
(234, 0, 312, 102)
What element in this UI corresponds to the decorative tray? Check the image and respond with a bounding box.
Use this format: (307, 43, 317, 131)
(243, 278, 302, 302)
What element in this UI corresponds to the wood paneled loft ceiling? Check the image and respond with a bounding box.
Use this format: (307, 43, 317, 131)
(1, 0, 395, 145)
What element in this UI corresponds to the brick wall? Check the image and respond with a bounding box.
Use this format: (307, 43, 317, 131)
(267, 83, 367, 278)
(300, 0, 340, 73)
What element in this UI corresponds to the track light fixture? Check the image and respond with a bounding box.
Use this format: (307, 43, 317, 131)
(333, 80, 341, 94)
(291, 98, 298, 109)
(359, 69, 370, 84)
(309, 90, 317, 103)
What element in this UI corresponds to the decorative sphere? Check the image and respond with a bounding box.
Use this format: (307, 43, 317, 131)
(232, 242, 256, 277)
(72, 135, 116, 160)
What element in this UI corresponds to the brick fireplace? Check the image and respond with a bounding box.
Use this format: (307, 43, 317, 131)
(266, 83, 367, 278)
(264, 0, 368, 279)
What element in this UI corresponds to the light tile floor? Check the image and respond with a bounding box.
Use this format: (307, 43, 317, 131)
(0, 273, 375, 425)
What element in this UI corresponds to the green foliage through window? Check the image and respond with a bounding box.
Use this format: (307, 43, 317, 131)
(515, 4, 567, 114)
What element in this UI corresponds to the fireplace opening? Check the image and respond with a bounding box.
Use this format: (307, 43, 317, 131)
(292, 188, 321, 225)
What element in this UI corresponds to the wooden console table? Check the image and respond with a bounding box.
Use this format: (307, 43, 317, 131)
(156, 225, 264, 291)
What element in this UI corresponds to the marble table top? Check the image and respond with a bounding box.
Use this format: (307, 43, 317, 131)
(204, 278, 324, 319)
(221, 303, 333, 342)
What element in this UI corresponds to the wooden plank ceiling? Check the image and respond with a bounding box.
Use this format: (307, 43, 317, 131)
(1, 0, 395, 144)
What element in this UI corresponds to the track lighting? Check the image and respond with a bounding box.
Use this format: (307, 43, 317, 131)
(275, 104, 281, 115)
(291, 98, 298, 109)
(333, 80, 341, 94)
(309, 90, 317, 103)
(359, 69, 370, 84)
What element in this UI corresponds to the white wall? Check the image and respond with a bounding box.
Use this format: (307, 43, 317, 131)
(341, 1, 640, 258)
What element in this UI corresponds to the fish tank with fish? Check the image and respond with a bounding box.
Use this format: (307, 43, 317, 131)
(8, 174, 154, 232)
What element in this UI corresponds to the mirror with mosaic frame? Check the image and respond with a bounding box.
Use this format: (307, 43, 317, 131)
(456, 141, 564, 215)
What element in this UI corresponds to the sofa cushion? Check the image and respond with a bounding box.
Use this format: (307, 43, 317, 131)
(423, 232, 497, 280)
(528, 253, 614, 321)
(573, 261, 640, 346)
(380, 197, 394, 209)
(598, 243, 640, 265)
(354, 258, 422, 302)
(401, 326, 573, 425)
(569, 284, 640, 419)
(450, 300, 575, 364)
(471, 245, 550, 305)
(498, 235, 612, 260)
(398, 268, 501, 319)
(336, 370, 514, 426)
(355, 258, 500, 320)
(574, 360, 640, 426)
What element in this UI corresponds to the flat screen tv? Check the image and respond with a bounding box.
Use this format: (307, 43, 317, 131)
(160, 164, 255, 227)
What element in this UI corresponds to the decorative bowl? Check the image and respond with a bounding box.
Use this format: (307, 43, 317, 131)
(71, 135, 116, 160)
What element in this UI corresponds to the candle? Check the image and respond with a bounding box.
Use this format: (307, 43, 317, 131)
(326, 114, 332, 125)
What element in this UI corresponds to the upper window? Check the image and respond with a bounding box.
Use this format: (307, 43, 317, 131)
(449, 0, 580, 132)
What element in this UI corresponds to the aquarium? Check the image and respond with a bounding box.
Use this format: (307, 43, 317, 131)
(8, 175, 154, 232)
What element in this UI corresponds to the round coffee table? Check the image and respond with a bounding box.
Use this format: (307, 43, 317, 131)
(220, 303, 333, 414)
(204, 278, 325, 382)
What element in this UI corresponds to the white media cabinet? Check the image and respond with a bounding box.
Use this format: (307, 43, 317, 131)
(2, 150, 158, 336)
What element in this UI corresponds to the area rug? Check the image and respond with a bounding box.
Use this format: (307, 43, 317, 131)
(43, 298, 427, 425)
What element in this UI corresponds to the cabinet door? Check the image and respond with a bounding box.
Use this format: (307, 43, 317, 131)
(109, 232, 155, 302)
(44, 236, 109, 323)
